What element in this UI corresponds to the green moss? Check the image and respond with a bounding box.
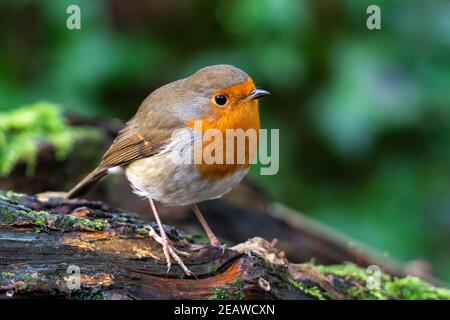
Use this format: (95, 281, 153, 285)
(31, 210, 57, 232)
(288, 278, 327, 300)
(345, 285, 385, 300)
(209, 276, 246, 300)
(0, 272, 39, 291)
(385, 276, 450, 300)
(312, 263, 390, 300)
(0, 190, 24, 202)
(209, 288, 232, 300)
(230, 276, 246, 300)
(0, 205, 57, 231)
(311, 263, 450, 300)
(135, 227, 150, 236)
(0, 206, 17, 224)
(91, 219, 107, 230)
(209, 262, 219, 276)
(0, 195, 108, 232)
(18, 273, 39, 291)
(0, 102, 101, 177)
(314, 263, 388, 282)
(0, 271, 15, 281)
(57, 215, 107, 231)
(117, 217, 128, 223)
(350, 276, 450, 300)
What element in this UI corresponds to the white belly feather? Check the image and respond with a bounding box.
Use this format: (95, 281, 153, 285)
(125, 129, 249, 206)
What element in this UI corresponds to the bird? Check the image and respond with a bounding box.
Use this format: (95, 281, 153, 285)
(66, 64, 270, 275)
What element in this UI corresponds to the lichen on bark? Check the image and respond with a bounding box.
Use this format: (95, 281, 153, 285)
(1, 190, 449, 300)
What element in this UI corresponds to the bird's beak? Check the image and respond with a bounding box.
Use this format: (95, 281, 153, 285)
(247, 89, 270, 100)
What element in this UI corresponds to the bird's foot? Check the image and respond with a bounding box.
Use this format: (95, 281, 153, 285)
(162, 237, 193, 276)
(145, 225, 193, 276)
(210, 237, 226, 254)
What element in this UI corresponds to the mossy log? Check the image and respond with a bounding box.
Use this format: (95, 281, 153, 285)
(0, 107, 438, 283)
(1, 190, 449, 300)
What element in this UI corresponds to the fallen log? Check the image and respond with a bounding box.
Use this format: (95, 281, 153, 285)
(0, 108, 438, 282)
(1, 190, 449, 300)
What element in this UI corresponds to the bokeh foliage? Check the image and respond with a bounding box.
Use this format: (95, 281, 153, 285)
(0, 102, 100, 177)
(0, 1, 449, 281)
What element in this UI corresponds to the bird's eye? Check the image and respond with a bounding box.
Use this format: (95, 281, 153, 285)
(214, 95, 227, 106)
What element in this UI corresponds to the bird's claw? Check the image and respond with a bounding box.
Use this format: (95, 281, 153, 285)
(163, 238, 193, 276)
(215, 242, 227, 255)
(145, 225, 193, 276)
(210, 238, 226, 254)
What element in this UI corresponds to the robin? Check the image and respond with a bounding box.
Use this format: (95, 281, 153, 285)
(66, 65, 270, 275)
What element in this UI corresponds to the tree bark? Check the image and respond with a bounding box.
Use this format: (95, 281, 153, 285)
(0, 114, 438, 283)
(1, 190, 449, 300)
(0, 191, 310, 299)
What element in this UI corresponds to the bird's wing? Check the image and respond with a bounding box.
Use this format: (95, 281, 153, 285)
(67, 113, 180, 199)
(99, 119, 167, 169)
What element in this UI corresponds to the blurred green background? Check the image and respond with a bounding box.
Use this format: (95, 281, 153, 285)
(0, 0, 449, 281)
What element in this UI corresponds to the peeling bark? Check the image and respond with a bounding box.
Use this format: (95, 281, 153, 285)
(1, 191, 449, 300)
(0, 191, 310, 299)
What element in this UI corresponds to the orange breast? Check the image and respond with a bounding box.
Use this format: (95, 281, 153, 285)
(186, 77, 260, 181)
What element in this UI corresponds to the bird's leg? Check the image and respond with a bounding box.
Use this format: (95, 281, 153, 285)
(192, 204, 225, 252)
(145, 224, 191, 257)
(148, 199, 193, 276)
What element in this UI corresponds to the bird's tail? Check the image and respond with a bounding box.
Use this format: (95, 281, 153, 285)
(66, 168, 108, 199)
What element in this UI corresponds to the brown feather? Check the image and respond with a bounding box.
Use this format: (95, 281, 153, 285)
(67, 64, 249, 199)
(67, 117, 177, 199)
